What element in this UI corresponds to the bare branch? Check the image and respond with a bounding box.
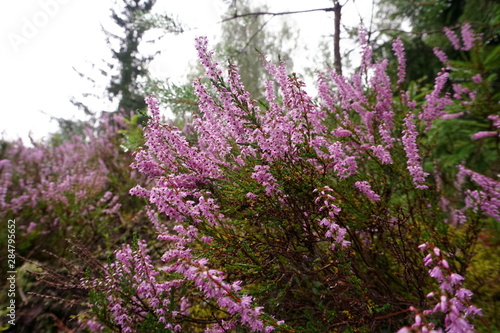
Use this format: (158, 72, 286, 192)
(375, 28, 447, 36)
(220, 7, 335, 23)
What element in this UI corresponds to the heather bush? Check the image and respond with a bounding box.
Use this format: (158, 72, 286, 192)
(81, 25, 498, 333)
(0, 112, 150, 331)
(0, 113, 147, 250)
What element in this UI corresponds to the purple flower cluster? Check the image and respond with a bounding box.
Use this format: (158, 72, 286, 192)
(155, 220, 277, 332)
(195, 36, 222, 81)
(443, 23, 480, 51)
(471, 74, 482, 84)
(488, 115, 500, 129)
(358, 27, 373, 74)
(461, 23, 480, 51)
(88, 30, 496, 332)
(81, 239, 185, 332)
(1, 112, 131, 235)
(433, 47, 449, 65)
(399, 243, 482, 333)
(128, 88, 279, 330)
(252, 165, 282, 196)
(444, 27, 462, 50)
(314, 186, 350, 250)
(354, 181, 381, 202)
(420, 70, 453, 128)
(392, 38, 406, 85)
(402, 113, 429, 189)
(471, 131, 497, 140)
(457, 166, 500, 222)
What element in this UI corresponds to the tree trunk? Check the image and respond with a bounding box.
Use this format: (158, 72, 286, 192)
(333, 2, 342, 75)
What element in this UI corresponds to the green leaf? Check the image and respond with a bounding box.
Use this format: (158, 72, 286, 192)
(484, 44, 500, 69)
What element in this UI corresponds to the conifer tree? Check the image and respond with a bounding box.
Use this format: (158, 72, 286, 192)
(106, 0, 157, 116)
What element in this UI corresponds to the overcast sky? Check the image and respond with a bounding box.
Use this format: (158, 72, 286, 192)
(0, 0, 373, 143)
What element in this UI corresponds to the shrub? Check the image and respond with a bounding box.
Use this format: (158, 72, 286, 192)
(81, 28, 499, 332)
(0, 112, 149, 331)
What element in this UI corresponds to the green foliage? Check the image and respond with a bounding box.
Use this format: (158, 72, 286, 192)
(146, 79, 200, 119)
(427, 39, 500, 181)
(375, 0, 500, 86)
(119, 113, 146, 152)
(467, 239, 500, 329)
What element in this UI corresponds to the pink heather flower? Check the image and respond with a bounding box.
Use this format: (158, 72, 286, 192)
(471, 131, 497, 140)
(313, 140, 358, 178)
(441, 112, 465, 120)
(84, 320, 105, 332)
(193, 77, 247, 160)
(2, 111, 134, 234)
(452, 84, 470, 100)
(332, 127, 352, 137)
(392, 38, 406, 84)
(402, 113, 429, 189)
(252, 165, 281, 196)
(370, 61, 393, 117)
(315, 187, 350, 249)
(26, 222, 37, 234)
(359, 26, 373, 72)
(461, 22, 478, 51)
(459, 166, 499, 196)
(195, 36, 222, 80)
(172, 258, 267, 331)
(444, 27, 461, 50)
(433, 47, 448, 64)
(449, 273, 464, 285)
(488, 115, 500, 129)
(420, 70, 453, 128)
(457, 166, 500, 221)
(371, 145, 393, 164)
(401, 243, 483, 333)
(201, 236, 213, 244)
(398, 307, 440, 333)
(455, 288, 473, 301)
(471, 74, 482, 84)
(354, 181, 381, 201)
(439, 295, 448, 312)
(246, 192, 258, 200)
(84, 240, 172, 332)
(429, 266, 444, 280)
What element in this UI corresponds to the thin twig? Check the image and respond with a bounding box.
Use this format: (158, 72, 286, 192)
(220, 7, 335, 23)
(237, 15, 274, 56)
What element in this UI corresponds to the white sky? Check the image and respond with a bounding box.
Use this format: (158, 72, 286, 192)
(0, 0, 374, 143)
